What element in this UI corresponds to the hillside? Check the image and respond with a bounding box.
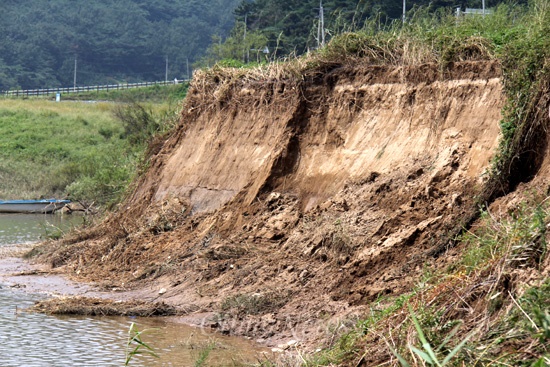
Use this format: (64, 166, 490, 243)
(0, 0, 240, 91)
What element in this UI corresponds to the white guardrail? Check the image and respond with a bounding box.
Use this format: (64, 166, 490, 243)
(2, 79, 188, 98)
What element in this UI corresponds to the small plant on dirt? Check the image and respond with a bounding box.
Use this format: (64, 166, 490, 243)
(389, 305, 472, 367)
(359, 292, 414, 334)
(124, 322, 159, 366)
(39, 222, 65, 240)
(516, 280, 550, 362)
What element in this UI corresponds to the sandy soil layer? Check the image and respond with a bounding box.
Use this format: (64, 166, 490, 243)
(30, 61, 506, 348)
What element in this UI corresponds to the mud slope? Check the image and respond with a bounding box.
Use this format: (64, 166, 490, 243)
(47, 61, 503, 342)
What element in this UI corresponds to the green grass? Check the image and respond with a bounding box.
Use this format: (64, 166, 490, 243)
(299, 196, 550, 367)
(0, 93, 180, 207)
(2, 83, 190, 104)
(125, 322, 159, 366)
(0, 100, 135, 203)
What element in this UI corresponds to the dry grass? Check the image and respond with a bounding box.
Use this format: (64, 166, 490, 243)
(0, 243, 36, 259)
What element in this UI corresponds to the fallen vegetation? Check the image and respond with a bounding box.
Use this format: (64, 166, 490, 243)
(31, 296, 178, 317)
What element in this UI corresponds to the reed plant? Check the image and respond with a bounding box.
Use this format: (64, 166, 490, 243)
(125, 322, 159, 366)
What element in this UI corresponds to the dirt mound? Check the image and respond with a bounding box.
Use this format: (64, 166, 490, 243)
(37, 61, 504, 345)
(30, 297, 178, 317)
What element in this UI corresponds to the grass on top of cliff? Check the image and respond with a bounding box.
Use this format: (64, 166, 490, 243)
(201, 2, 534, 84)
(0, 90, 182, 207)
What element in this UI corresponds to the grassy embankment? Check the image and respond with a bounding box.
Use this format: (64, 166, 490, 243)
(256, 2, 550, 366)
(0, 83, 187, 208)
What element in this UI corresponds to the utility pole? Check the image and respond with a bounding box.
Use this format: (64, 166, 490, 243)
(243, 14, 247, 63)
(317, 0, 325, 49)
(165, 56, 168, 82)
(402, 0, 406, 24)
(317, 10, 320, 49)
(186, 57, 190, 80)
(73, 55, 77, 91)
(243, 14, 250, 63)
(482, 0, 486, 16)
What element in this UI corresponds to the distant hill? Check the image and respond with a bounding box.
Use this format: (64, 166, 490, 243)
(0, 0, 241, 90)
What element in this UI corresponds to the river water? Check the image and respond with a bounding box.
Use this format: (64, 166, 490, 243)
(0, 214, 265, 366)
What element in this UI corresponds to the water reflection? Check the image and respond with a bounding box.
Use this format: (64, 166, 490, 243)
(0, 288, 265, 366)
(0, 289, 126, 366)
(0, 213, 83, 245)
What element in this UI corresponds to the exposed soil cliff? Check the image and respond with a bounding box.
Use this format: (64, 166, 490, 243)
(38, 60, 505, 346)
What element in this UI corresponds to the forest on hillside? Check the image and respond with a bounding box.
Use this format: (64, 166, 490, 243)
(1, 0, 526, 91)
(0, 0, 241, 91)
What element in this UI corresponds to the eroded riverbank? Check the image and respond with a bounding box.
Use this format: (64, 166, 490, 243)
(0, 213, 270, 366)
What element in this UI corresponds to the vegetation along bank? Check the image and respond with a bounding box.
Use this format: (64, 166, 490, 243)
(0, 83, 187, 208)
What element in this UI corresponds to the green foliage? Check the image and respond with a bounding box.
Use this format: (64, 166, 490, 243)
(0, 98, 167, 207)
(0, 82, 185, 207)
(202, 23, 270, 66)
(390, 305, 472, 367)
(207, 0, 521, 64)
(114, 103, 160, 145)
(125, 322, 159, 366)
(193, 342, 215, 367)
(63, 152, 139, 207)
(460, 201, 548, 274)
(520, 280, 550, 344)
(484, 0, 550, 196)
(358, 293, 414, 333)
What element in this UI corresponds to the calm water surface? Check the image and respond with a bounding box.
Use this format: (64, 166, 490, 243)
(0, 213, 83, 245)
(0, 214, 264, 366)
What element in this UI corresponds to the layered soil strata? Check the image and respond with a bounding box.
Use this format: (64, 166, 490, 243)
(34, 61, 504, 346)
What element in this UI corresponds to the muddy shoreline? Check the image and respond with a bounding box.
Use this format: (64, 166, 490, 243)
(0, 245, 293, 353)
(0, 249, 215, 323)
